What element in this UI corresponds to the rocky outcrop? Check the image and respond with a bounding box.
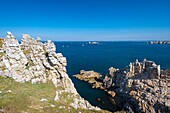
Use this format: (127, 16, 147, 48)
(74, 70, 104, 89)
(103, 67, 118, 89)
(0, 32, 29, 81)
(0, 32, 100, 110)
(75, 59, 170, 112)
(148, 41, 170, 44)
(104, 59, 170, 113)
(74, 70, 101, 81)
(125, 59, 161, 79)
(74, 70, 117, 99)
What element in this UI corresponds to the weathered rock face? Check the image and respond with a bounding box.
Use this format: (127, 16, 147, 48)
(74, 59, 170, 112)
(0, 32, 100, 110)
(103, 67, 118, 88)
(124, 78, 170, 113)
(1, 32, 29, 82)
(126, 59, 161, 79)
(103, 59, 170, 113)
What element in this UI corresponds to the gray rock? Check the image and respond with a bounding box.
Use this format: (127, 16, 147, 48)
(54, 91, 59, 101)
(4, 60, 11, 70)
(0, 32, 100, 111)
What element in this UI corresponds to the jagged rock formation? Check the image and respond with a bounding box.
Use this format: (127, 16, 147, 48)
(126, 59, 161, 79)
(74, 70, 116, 98)
(0, 32, 100, 110)
(103, 67, 118, 89)
(103, 59, 170, 113)
(74, 59, 170, 112)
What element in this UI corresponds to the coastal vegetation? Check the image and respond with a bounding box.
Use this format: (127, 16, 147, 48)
(0, 76, 109, 113)
(0, 32, 110, 113)
(0, 38, 3, 48)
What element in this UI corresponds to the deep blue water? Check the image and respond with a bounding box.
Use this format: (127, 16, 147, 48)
(54, 41, 170, 111)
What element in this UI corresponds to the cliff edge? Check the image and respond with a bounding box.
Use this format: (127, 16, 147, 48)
(0, 32, 101, 111)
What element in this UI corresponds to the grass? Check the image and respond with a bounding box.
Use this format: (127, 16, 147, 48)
(0, 38, 3, 48)
(43, 46, 47, 54)
(58, 92, 74, 105)
(0, 65, 6, 71)
(22, 49, 31, 56)
(26, 59, 34, 69)
(0, 76, 110, 113)
(0, 52, 5, 57)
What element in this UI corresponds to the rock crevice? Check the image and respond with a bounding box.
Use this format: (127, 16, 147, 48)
(74, 59, 170, 112)
(0, 32, 100, 110)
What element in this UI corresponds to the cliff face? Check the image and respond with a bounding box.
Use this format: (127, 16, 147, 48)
(0, 32, 100, 110)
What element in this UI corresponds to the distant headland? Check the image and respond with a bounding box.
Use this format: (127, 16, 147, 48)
(148, 40, 170, 44)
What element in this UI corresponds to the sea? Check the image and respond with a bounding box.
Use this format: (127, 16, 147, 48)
(54, 41, 170, 111)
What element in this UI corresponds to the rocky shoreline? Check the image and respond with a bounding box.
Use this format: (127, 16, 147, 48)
(1, 32, 170, 112)
(74, 70, 116, 98)
(74, 59, 170, 113)
(0, 32, 101, 111)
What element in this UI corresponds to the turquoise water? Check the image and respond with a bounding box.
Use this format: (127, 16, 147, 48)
(55, 41, 170, 111)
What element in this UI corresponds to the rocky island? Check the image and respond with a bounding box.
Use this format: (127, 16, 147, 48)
(1, 32, 170, 113)
(74, 59, 170, 113)
(148, 41, 170, 44)
(0, 32, 110, 113)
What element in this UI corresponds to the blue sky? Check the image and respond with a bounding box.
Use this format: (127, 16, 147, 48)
(0, 0, 170, 41)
